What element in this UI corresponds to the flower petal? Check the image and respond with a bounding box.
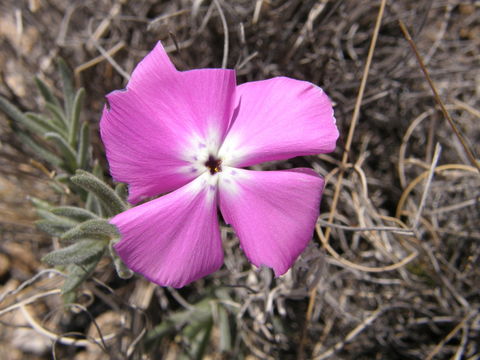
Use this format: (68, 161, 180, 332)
(127, 42, 177, 88)
(112, 174, 223, 288)
(218, 167, 323, 276)
(100, 42, 236, 203)
(219, 77, 339, 167)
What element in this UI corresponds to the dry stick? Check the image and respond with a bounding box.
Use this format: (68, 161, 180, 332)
(297, 1, 387, 358)
(324, 0, 386, 254)
(317, 219, 414, 235)
(398, 20, 480, 174)
(74, 41, 126, 83)
(90, 38, 130, 81)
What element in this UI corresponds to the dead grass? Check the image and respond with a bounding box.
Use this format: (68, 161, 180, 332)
(0, 0, 479, 359)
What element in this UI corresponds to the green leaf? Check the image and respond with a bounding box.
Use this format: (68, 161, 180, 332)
(36, 208, 77, 222)
(218, 304, 231, 352)
(62, 290, 77, 305)
(194, 322, 214, 360)
(114, 183, 128, 203)
(42, 239, 106, 266)
(45, 132, 78, 171)
(61, 219, 118, 242)
(49, 182, 69, 195)
(144, 299, 212, 351)
(25, 112, 67, 137)
(54, 173, 70, 183)
(16, 133, 63, 167)
(58, 58, 75, 122)
(109, 240, 134, 279)
(51, 206, 99, 221)
(45, 102, 67, 129)
(68, 88, 85, 147)
(143, 321, 177, 349)
(36, 217, 78, 237)
(92, 161, 104, 179)
(71, 170, 127, 215)
(76, 122, 90, 169)
(170, 299, 212, 326)
(29, 196, 53, 211)
(86, 191, 103, 216)
(34, 76, 61, 107)
(0, 96, 48, 135)
(62, 253, 102, 293)
(184, 319, 213, 360)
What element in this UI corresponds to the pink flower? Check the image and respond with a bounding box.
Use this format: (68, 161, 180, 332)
(100, 42, 339, 288)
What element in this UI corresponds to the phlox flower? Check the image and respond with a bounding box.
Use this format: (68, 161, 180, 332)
(100, 42, 339, 288)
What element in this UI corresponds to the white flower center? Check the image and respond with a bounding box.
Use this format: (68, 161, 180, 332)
(181, 129, 225, 178)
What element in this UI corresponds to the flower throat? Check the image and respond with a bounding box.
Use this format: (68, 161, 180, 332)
(205, 154, 222, 175)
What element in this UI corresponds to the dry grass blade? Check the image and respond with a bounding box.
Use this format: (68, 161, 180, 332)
(299, 0, 387, 358)
(412, 143, 441, 229)
(213, 0, 229, 69)
(398, 20, 480, 174)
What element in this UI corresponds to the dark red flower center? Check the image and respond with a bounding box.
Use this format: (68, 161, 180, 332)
(205, 155, 222, 175)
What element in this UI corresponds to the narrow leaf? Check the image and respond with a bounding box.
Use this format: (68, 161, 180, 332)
(71, 170, 127, 215)
(188, 319, 213, 360)
(76, 122, 90, 169)
(86, 191, 104, 216)
(109, 240, 134, 279)
(218, 305, 231, 352)
(29, 196, 53, 211)
(68, 88, 85, 147)
(49, 182, 69, 195)
(45, 132, 78, 171)
(0, 96, 48, 135)
(170, 300, 212, 325)
(17, 133, 63, 167)
(54, 173, 70, 183)
(62, 253, 102, 293)
(34, 76, 61, 107)
(61, 219, 118, 242)
(143, 321, 176, 349)
(62, 290, 77, 305)
(36, 218, 77, 237)
(114, 183, 128, 201)
(51, 206, 99, 221)
(42, 239, 106, 266)
(92, 161, 104, 180)
(36, 208, 77, 223)
(25, 112, 67, 137)
(45, 102, 68, 129)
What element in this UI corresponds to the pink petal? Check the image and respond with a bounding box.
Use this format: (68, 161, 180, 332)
(127, 42, 177, 88)
(219, 77, 339, 167)
(112, 174, 223, 288)
(100, 42, 236, 204)
(218, 167, 323, 276)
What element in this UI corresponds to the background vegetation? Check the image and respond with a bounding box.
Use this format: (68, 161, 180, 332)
(0, 0, 478, 359)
